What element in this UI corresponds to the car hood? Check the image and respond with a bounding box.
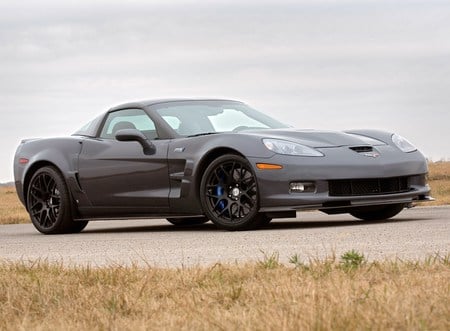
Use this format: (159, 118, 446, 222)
(243, 129, 375, 148)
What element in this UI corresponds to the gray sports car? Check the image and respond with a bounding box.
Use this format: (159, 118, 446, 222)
(14, 99, 432, 234)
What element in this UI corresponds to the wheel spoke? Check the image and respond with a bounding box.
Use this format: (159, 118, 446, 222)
(44, 175, 52, 192)
(48, 207, 58, 222)
(31, 201, 42, 210)
(31, 184, 44, 196)
(243, 182, 256, 193)
(217, 205, 229, 217)
(242, 194, 256, 203)
(39, 209, 47, 227)
(213, 169, 222, 183)
(30, 190, 40, 201)
(242, 203, 251, 215)
(218, 166, 228, 185)
(237, 203, 242, 218)
(238, 166, 244, 182)
(32, 209, 42, 218)
(213, 198, 225, 210)
(228, 202, 236, 220)
(39, 175, 46, 192)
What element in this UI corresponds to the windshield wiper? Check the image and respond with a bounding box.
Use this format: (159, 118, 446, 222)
(187, 132, 219, 138)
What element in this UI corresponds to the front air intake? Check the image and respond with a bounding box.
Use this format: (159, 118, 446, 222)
(350, 146, 373, 153)
(329, 177, 410, 196)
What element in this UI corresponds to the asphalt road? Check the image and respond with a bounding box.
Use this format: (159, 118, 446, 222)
(1, 206, 449, 267)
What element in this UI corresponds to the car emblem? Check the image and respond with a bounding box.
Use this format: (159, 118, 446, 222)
(362, 151, 380, 158)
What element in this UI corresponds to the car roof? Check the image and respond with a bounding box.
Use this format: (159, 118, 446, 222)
(109, 98, 242, 111)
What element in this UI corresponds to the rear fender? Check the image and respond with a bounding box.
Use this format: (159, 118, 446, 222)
(14, 137, 91, 213)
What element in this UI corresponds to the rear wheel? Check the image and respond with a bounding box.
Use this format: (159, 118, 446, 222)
(200, 154, 263, 230)
(350, 203, 405, 221)
(27, 166, 88, 234)
(166, 217, 209, 226)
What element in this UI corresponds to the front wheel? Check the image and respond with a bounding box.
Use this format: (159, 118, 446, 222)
(27, 166, 88, 234)
(350, 203, 405, 221)
(200, 154, 263, 230)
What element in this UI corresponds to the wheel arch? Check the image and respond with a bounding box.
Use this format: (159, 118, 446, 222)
(195, 147, 246, 196)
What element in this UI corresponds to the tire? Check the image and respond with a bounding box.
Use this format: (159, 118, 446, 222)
(349, 203, 405, 221)
(166, 217, 209, 226)
(27, 166, 88, 234)
(200, 154, 263, 230)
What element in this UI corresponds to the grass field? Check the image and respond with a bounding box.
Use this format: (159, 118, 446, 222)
(0, 254, 448, 330)
(428, 161, 450, 205)
(0, 186, 28, 224)
(1, 167, 449, 330)
(1, 161, 449, 225)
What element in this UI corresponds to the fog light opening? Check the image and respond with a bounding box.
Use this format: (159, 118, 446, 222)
(290, 182, 315, 193)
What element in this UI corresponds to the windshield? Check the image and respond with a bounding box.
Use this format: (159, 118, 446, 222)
(153, 100, 288, 136)
(73, 114, 104, 137)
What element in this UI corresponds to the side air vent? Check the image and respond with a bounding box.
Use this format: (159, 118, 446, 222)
(350, 146, 373, 153)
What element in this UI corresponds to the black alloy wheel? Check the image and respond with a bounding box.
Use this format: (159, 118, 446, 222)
(200, 154, 263, 230)
(27, 166, 88, 234)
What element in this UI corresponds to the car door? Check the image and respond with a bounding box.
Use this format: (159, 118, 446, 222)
(77, 108, 170, 212)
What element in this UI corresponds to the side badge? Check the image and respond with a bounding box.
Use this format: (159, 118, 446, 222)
(174, 147, 185, 153)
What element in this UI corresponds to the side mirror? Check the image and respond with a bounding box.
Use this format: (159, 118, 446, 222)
(115, 129, 156, 155)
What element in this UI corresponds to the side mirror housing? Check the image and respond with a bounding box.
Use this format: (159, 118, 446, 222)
(115, 129, 156, 155)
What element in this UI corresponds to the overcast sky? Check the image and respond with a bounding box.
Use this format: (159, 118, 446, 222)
(1, 0, 449, 182)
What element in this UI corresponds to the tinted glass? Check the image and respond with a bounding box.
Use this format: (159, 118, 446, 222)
(100, 109, 158, 140)
(153, 100, 288, 136)
(73, 114, 104, 137)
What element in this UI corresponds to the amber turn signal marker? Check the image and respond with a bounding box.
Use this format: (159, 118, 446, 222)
(19, 158, 29, 164)
(256, 163, 283, 170)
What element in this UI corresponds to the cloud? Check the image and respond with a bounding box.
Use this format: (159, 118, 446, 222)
(1, 0, 450, 181)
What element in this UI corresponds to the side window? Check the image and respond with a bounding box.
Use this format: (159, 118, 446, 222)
(100, 109, 158, 140)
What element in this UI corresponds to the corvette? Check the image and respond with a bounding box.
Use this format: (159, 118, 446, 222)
(14, 99, 432, 234)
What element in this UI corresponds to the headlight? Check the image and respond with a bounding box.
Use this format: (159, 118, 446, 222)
(392, 133, 417, 153)
(263, 139, 324, 157)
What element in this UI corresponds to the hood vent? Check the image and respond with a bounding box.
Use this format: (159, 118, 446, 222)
(350, 146, 373, 153)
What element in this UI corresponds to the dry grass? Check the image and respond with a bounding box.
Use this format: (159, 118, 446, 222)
(428, 162, 450, 205)
(0, 187, 28, 225)
(0, 161, 449, 225)
(0, 254, 448, 330)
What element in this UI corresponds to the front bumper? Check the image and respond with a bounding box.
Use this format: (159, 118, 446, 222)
(248, 146, 432, 212)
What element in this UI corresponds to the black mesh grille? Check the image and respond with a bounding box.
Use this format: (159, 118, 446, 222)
(329, 177, 410, 196)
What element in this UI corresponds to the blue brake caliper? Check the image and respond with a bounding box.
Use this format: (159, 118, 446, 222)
(214, 185, 225, 211)
(214, 171, 226, 212)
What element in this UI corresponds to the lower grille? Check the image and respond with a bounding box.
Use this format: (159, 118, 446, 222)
(329, 177, 410, 196)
